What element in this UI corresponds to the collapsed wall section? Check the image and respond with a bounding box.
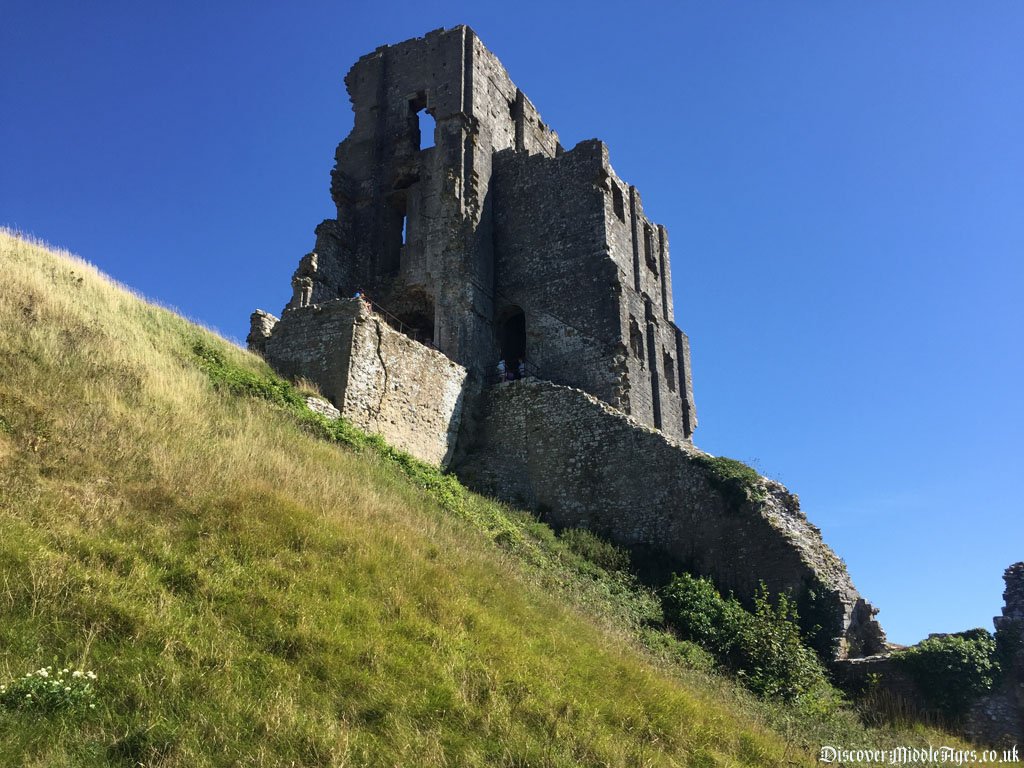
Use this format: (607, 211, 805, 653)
(260, 299, 467, 466)
(456, 378, 886, 660)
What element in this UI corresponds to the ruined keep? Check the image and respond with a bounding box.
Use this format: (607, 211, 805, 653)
(251, 25, 693, 442)
(249, 26, 886, 660)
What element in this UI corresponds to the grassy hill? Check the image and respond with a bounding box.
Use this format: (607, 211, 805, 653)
(0, 231, 958, 766)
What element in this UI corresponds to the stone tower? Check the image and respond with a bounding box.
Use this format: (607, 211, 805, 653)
(253, 25, 695, 442)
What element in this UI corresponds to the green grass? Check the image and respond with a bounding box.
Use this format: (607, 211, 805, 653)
(0, 230, 965, 766)
(690, 454, 766, 509)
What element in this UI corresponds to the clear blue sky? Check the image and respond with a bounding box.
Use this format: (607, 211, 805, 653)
(2, 2, 1021, 646)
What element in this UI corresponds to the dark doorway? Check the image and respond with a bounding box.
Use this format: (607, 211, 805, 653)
(498, 307, 526, 364)
(398, 309, 434, 346)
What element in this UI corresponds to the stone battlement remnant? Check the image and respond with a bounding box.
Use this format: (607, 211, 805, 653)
(248, 25, 886, 660)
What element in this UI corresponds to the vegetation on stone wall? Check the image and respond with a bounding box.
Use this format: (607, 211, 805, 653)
(689, 453, 766, 509)
(894, 629, 998, 718)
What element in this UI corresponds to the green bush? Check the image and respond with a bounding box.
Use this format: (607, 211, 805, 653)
(894, 629, 997, 718)
(743, 589, 825, 701)
(559, 528, 631, 573)
(661, 574, 828, 701)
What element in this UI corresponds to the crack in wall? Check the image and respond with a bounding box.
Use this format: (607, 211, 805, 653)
(372, 319, 390, 425)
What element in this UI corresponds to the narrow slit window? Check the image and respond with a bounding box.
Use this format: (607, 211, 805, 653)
(644, 224, 657, 273)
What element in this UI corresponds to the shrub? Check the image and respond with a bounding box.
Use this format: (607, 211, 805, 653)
(559, 528, 631, 573)
(661, 574, 828, 701)
(894, 629, 997, 718)
(742, 589, 825, 701)
(0, 666, 98, 715)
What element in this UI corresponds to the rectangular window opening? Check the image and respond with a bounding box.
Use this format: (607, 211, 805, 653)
(409, 93, 436, 151)
(612, 185, 625, 222)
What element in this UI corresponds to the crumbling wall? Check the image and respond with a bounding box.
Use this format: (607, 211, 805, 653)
(457, 378, 885, 659)
(258, 299, 467, 466)
(261, 301, 358, 404)
(344, 304, 468, 465)
(968, 563, 1024, 746)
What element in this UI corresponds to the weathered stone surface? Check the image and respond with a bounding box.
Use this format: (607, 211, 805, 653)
(247, 310, 278, 356)
(305, 396, 340, 420)
(264, 299, 467, 466)
(454, 378, 885, 659)
(831, 652, 920, 700)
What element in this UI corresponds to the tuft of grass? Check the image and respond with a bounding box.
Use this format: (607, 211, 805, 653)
(0, 230, 971, 766)
(691, 454, 766, 509)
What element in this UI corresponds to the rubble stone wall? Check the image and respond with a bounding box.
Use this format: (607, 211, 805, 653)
(262, 299, 467, 466)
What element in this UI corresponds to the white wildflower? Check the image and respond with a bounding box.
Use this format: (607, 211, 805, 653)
(86, 671, 97, 680)
(72, 670, 83, 678)
(37, 668, 48, 678)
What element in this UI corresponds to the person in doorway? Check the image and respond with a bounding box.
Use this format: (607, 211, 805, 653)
(496, 359, 506, 383)
(516, 358, 526, 380)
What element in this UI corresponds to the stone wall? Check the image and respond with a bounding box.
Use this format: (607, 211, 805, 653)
(490, 140, 695, 442)
(260, 298, 468, 466)
(968, 563, 1024, 746)
(454, 378, 885, 660)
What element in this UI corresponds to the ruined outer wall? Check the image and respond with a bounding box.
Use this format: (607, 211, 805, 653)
(262, 302, 358, 405)
(458, 379, 885, 659)
(263, 300, 467, 466)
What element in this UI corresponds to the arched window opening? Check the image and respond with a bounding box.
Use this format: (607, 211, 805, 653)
(498, 307, 527, 366)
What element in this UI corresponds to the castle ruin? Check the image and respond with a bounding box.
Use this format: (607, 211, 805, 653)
(249, 26, 887, 661)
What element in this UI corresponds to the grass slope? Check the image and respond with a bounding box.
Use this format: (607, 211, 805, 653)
(0, 232, 955, 767)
